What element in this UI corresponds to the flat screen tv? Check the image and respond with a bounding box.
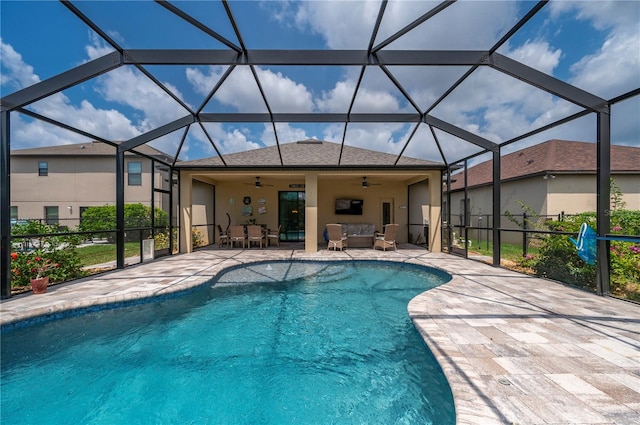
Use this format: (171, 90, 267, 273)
(335, 199, 363, 215)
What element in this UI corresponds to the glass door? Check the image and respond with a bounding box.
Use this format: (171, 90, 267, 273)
(279, 191, 305, 241)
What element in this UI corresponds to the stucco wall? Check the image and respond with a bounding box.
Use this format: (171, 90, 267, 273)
(10, 155, 158, 227)
(318, 178, 412, 244)
(192, 180, 215, 245)
(212, 179, 289, 233)
(448, 173, 640, 246)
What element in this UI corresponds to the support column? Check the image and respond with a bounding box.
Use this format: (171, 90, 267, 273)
(596, 108, 611, 295)
(1, 111, 11, 298)
(179, 172, 193, 253)
(492, 149, 501, 266)
(116, 149, 125, 269)
(305, 173, 318, 252)
(429, 173, 442, 252)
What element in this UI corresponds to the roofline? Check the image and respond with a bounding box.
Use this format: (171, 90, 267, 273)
(174, 164, 447, 172)
(444, 169, 639, 193)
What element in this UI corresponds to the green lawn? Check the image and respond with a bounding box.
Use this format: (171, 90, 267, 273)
(464, 239, 539, 262)
(77, 242, 140, 267)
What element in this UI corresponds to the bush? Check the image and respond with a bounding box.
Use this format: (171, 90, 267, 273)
(533, 211, 640, 300)
(10, 221, 87, 288)
(79, 204, 169, 241)
(154, 229, 178, 253)
(534, 213, 597, 291)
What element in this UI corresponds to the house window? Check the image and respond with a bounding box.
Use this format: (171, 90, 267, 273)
(38, 161, 48, 176)
(45, 206, 59, 225)
(10, 206, 18, 220)
(128, 162, 142, 186)
(79, 206, 89, 223)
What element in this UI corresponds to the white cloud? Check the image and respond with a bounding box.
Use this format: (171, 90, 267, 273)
(0, 39, 39, 90)
(256, 68, 314, 113)
(376, 1, 518, 50)
(294, 1, 380, 49)
(221, 128, 262, 154)
(316, 80, 355, 113)
(92, 65, 189, 132)
(508, 40, 562, 75)
(351, 87, 401, 113)
(344, 123, 408, 155)
(549, 0, 640, 145)
(569, 30, 640, 99)
(1, 39, 141, 148)
(549, 1, 639, 31)
(271, 123, 309, 144)
(187, 66, 314, 113)
(200, 122, 262, 155)
(4, 0, 638, 155)
(548, 0, 640, 99)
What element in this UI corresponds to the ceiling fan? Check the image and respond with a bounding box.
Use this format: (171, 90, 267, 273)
(353, 176, 381, 189)
(244, 176, 274, 189)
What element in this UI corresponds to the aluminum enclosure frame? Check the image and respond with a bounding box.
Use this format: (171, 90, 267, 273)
(2, 0, 637, 298)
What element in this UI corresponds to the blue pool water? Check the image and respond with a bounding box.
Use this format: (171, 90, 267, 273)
(1, 261, 455, 424)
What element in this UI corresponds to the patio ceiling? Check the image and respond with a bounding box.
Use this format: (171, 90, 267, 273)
(2, 1, 638, 169)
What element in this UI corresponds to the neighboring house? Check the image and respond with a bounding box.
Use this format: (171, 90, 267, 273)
(10, 141, 173, 228)
(444, 139, 640, 244)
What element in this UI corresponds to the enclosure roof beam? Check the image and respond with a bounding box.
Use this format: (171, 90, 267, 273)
(1, 53, 122, 112)
(121, 49, 489, 66)
(489, 53, 607, 112)
(424, 115, 498, 152)
(198, 113, 421, 123)
(118, 115, 195, 153)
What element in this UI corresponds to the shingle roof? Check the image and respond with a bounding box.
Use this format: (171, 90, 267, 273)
(177, 140, 443, 168)
(448, 140, 640, 191)
(11, 141, 171, 161)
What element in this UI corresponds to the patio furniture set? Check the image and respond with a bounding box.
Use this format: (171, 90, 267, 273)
(217, 225, 281, 249)
(326, 223, 398, 251)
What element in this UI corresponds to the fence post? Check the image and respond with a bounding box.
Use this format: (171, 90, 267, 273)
(522, 212, 528, 257)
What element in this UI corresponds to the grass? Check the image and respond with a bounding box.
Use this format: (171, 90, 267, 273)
(461, 239, 540, 262)
(77, 242, 140, 267)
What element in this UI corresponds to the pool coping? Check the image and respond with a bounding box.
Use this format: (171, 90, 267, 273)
(2, 247, 639, 424)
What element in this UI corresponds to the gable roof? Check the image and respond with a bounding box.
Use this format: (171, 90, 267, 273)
(448, 140, 640, 191)
(11, 141, 172, 162)
(176, 140, 444, 169)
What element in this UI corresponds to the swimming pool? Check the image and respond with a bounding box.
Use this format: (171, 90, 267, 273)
(1, 260, 455, 424)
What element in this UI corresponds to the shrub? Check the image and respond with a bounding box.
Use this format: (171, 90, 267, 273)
(534, 213, 597, 291)
(192, 228, 205, 248)
(533, 210, 640, 300)
(10, 221, 87, 288)
(79, 204, 169, 241)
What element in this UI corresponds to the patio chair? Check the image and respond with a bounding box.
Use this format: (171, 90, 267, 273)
(247, 225, 265, 248)
(326, 223, 347, 251)
(228, 225, 246, 249)
(217, 224, 229, 248)
(373, 224, 398, 251)
(267, 225, 281, 247)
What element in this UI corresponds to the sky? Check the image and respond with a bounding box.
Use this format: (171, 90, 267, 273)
(1, 0, 639, 165)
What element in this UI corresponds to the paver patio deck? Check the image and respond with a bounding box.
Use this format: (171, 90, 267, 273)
(2, 246, 639, 424)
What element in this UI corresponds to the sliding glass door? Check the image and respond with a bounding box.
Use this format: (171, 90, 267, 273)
(278, 191, 305, 241)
